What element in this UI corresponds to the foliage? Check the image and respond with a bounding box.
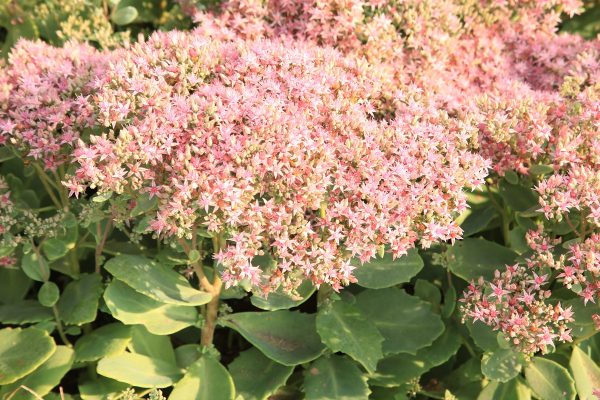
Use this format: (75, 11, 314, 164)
(0, 0, 599, 399)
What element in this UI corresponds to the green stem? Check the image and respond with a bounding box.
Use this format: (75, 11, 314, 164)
(33, 163, 62, 209)
(51, 305, 72, 347)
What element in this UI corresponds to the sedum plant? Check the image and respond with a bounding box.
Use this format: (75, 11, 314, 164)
(0, 0, 599, 399)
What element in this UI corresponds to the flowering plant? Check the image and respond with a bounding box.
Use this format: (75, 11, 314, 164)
(0, 0, 600, 399)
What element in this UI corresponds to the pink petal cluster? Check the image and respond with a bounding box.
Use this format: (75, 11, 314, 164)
(64, 30, 487, 293)
(461, 263, 574, 356)
(0, 40, 109, 170)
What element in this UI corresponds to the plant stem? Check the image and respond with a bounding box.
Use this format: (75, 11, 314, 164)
(52, 305, 72, 347)
(33, 163, 62, 209)
(200, 235, 224, 348)
(95, 220, 112, 274)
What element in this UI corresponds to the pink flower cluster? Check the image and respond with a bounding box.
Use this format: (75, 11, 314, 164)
(461, 263, 574, 356)
(63, 31, 487, 292)
(0, 40, 109, 170)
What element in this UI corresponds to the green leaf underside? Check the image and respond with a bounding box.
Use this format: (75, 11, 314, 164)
(355, 287, 444, 355)
(316, 299, 384, 373)
(104, 254, 212, 306)
(169, 356, 235, 400)
(250, 279, 315, 311)
(304, 356, 370, 400)
(570, 346, 600, 400)
(97, 352, 182, 388)
(353, 248, 424, 289)
(222, 311, 326, 366)
(524, 357, 576, 400)
(104, 280, 199, 335)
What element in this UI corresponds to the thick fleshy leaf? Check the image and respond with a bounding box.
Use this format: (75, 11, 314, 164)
(369, 326, 461, 387)
(0, 268, 32, 304)
(38, 281, 60, 307)
(111, 5, 138, 25)
(524, 357, 576, 400)
(477, 378, 532, 400)
(461, 205, 498, 237)
(354, 288, 444, 355)
(128, 325, 176, 365)
(353, 249, 423, 289)
(56, 273, 104, 325)
(570, 346, 600, 400)
(104, 255, 212, 306)
(0, 327, 56, 385)
(229, 348, 293, 400)
(481, 348, 523, 383)
(169, 357, 235, 400)
(175, 345, 201, 370)
(0, 346, 74, 400)
(447, 238, 517, 281)
(79, 377, 129, 400)
(97, 352, 182, 388)
(222, 311, 326, 366)
(498, 180, 539, 212)
(42, 238, 70, 261)
(21, 251, 50, 282)
(467, 321, 499, 352)
(0, 300, 52, 324)
(75, 323, 132, 362)
(316, 300, 384, 373)
(251, 280, 315, 311)
(104, 280, 200, 335)
(304, 356, 370, 400)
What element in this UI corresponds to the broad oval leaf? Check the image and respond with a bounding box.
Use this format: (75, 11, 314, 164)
(79, 377, 129, 400)
(104, 255, 212, 306)
(75, 323, 132, 363)
(128, 325, 176, 365)
(477, 378, 532, 400)
(56, 273, 104, 325)
(316, 300, 384, 373)
(222, 311, 326, 366)
(354, 287, 444, 355)
(481, 348, 523, 383)
(498, 180, 539, 212)
(353, 249, 423, 289)
(38, 281, 60, 307)
(97, 352, 182, 388)
(570, 346, 600, 400)
(0, 327, 56, 385)
(304, 356, 370, 400)
(229, 348, 293, 400)
(524, 357, 576, 400)
(251, 279, 315, 311)
(169, 357, 235, 400)
(0, 268, 32, 304)
(111, 6, 138, 25)
(104, 280, 199, 335)
(21, 252, 50, 282)
(0, 300, 52, 324)
(0, 346, 74, 400)
(447, 238, 517, 281)
(42, 238, 69, 261)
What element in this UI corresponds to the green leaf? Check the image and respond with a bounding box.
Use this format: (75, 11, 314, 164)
(317, 299, 383, 373)
(38, 281, 60, 307)
(75, 323, 132, 363)
(175, 345, 201, 370)
(524, 357, 576, 400)
(56, 273, 104, 325)
(128, 325, 176, 365)
(0, 346, 74, 400)
(111, 5, 138, 25)
(0, 268, 32, 304)
(442, 286, 456, 318)
(79, 377, 129, 400)
(354, 288, 444, 355)
(370, 325, 462, 387)
(229, 348, 293, 400)
(447, 238, 518, 281)
(0, 327, 56, 385)
(222, 311, 326, 366)
(477, 378, 532, 400)
(104, 280, 199, 335)
(414, 279, 441, 309)
(42, 238, 70, 261)
(97, 352, 182, 388)
(21, 251, 50, 282)
(304, 356, 370, 400)
(504, 171, 519, 185)
(467, 321, 499, 352)
(498, 180, 539, 212)
(0, 300, 52, 324)
(251, 279, 315, 311)
(481, 348, 523, 382)
(104, 255, 212, 306)
(353, 249, 423, 289)
(461, 206, 499, 237)
(170, 356, 235, 400)
(570, 346, 600, 400)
